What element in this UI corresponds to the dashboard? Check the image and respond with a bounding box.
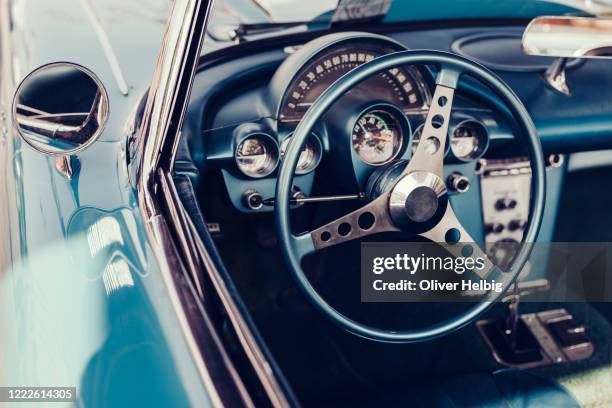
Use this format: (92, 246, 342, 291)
(182, 23, 612, 284)
(198, 32, 512, 215)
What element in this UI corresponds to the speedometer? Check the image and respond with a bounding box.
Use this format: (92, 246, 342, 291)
(273, 34, 431, 123)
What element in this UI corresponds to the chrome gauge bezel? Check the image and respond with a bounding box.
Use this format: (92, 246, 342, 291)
(351, 104, 410, 166)
(279, 133, 323, 175)
(234, 132, 280, 178)
(411, 120, 451, 157)
(450, 119, 490, 162)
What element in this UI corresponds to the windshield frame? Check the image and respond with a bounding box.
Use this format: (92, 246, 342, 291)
(202, 0, 578, 54)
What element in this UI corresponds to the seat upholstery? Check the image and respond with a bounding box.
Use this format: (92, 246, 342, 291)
(410, 369, 581, 408)
(324, 369, 581, 408)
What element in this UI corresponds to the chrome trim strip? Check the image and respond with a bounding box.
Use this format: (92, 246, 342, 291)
(136, 0, 206, 219)
(135, 0, 225, 404)
(80, 0, 130, 96)
(134, 0, 291, 406)
(158, 170, 255, 408)
(148, 213, 225, 408)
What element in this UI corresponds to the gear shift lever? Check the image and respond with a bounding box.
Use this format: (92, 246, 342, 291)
(477, 276, 593, 368)
(504, 281, 521, 348)
(476, 276, 547, 367)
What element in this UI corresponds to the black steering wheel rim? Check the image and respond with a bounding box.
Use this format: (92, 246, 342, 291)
(275, 50, 546, 343)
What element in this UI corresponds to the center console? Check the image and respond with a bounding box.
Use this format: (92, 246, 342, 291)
(480, 158, 531, 244)
(479, 158, 531, 272)
(476, 155, 593, 369)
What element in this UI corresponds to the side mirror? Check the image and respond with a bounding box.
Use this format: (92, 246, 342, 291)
(523, 16, 612, 59)
(12, 62, 109, 156)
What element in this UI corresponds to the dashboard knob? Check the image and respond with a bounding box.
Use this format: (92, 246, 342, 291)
(485, 223, 505, 234)
(447, 172, 471, 193)
(495, 197, 517, 211)
(292, 187, 306, 207)
(243, 189, 263, 210)
(508, 219, 526, 231)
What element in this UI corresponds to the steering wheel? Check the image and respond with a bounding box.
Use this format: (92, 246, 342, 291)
(275, 50, 545, 343)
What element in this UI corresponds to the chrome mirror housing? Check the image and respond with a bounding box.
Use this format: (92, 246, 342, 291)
(522, 15, 612, 95)
(522, 16, 612, 59)
(12, 62, 109, 156)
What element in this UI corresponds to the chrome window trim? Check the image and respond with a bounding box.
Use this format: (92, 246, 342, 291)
(133, 0, 291, 406)
(135, 0, 227, 404)
(135, 0, 208, 205)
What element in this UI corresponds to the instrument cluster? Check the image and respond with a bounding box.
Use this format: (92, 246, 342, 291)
(205, 32, 497, 213)
(230, 114, 491, 178)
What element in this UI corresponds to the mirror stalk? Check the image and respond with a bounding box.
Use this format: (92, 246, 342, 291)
(543, 56, 570, 95)
(55, 156, 80, 180)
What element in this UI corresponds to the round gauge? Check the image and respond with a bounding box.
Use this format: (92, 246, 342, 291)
(450, 120, 489, 161)
(235, 134, 279, 178)
(276, 36, 431, 123)
(280, 134, 322, 175)
(352, 109, 403, 165)
(411, 121, 450, 156)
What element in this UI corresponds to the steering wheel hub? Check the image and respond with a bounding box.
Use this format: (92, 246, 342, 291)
(406, 187, 438, 221)
(388, 171, 448, 232)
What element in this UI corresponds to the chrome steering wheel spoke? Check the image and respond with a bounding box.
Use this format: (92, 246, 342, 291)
(308, 195, 399, 251)
(401, 67, 460, 178)
(418, 204, 495, 279)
